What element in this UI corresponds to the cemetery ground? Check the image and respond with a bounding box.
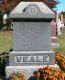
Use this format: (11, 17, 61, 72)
(0, 29, 65, 80)
(0, 31, 12, 53)
(54, 28, 65, 54)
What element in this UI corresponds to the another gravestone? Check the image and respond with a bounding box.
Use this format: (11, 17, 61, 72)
(51, 21, 59, 48)
(6, 2, 58, 79)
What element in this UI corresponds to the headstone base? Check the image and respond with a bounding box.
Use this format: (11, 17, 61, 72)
(6, 65, 59, 79)
(9, 51, 55, 66)
(51, 43, 59, 48)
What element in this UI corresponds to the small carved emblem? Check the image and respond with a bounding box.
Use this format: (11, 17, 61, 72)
(28, 6, 37, 15)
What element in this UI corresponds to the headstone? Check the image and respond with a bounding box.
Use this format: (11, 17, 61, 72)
(61, 14, 64, 27)
(6, 2, 58, 79)
(56, 12, 61, 35)
(51, 21, 59, 48)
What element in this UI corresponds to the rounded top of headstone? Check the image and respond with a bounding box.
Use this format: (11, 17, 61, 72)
(9, 2, 55, 19)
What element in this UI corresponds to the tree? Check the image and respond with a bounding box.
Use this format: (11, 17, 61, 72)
(0, 0, 58, 13)
(0, 0, 20, 13)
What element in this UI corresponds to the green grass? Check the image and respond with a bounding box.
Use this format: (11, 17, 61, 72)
(54, 28, 65, 54)
(0, 31, 13, 53)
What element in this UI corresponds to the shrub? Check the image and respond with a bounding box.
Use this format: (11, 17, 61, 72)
(31, 66, 65, 80)
(0, 52, 8, 76)
(8, 72, 27, 80)
(56, 53, 65, 72)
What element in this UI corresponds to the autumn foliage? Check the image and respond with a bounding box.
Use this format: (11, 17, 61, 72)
(56, 53, 65, 72)
(34, 66, 65, 80)
(0, 0, 58, 13)
(9, 72, 27, 80)
(0, 0, 20, 13)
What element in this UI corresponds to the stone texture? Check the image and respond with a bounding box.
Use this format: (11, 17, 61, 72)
(51, 43, 59, 48)
(10, 2, 55, 19)
(13, 22, 51, 51)
(9, 51, 55, 66)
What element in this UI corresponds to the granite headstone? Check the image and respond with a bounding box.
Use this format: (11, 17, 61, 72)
(6, 2, 57, 79)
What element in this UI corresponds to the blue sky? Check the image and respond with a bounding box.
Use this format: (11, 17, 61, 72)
(56, 0, 65, 12)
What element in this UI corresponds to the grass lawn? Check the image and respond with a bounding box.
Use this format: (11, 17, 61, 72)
(54, 28, 65, 54)
(0, 31, 13, 53)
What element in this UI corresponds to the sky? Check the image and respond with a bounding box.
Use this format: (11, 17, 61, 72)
(56, 0, 65, 12)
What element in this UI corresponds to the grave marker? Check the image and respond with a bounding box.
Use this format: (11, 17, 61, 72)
(6, 2, 57, 79)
